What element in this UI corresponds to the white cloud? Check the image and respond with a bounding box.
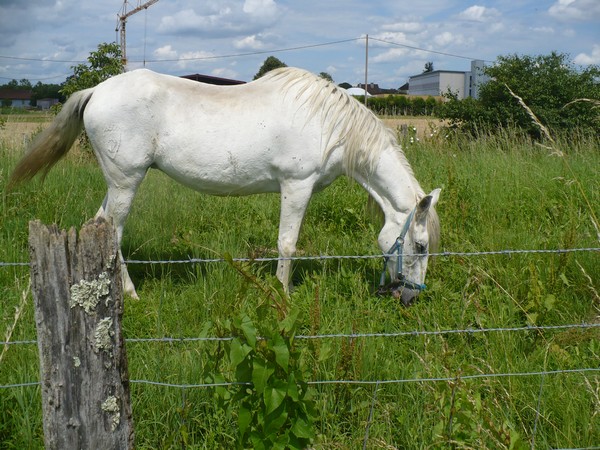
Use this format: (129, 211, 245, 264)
(325, 65, 337, 74)
(381, 21, 422, 33)
(549, 0, 600, 21)
(458, 5, 500, 22)
(372, 31, 413, 46)
(234, 35, 266, 50)
(178, 50, 216, 68)
(243, 0, 278, 18)
(372, 48, 410, 63)
(574, 44, 600, 65)
(432, 31, 471, 48)
(152, 45, 216, 68)
(211, 67, 239, 79)
(531, 26, 555, 33)
(158, 1, 281, 38)
(154, 45, 178, 60)
(433, 31, 454, 47)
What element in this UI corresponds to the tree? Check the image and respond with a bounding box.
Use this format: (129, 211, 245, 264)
(32, 82, 65, 104)
(438, 52, 600, 137)
(254, 56, 287, 80)
(1, 79, 33, 90)
(319, 72, 333, 83)
(423, 61, 434, 73)
(338, 82, 352, 89)
(61, 42, 123, 97)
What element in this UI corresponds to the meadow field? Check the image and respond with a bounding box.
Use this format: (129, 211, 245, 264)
(0, 113, 598, 449)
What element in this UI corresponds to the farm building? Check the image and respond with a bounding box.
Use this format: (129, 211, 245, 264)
(0, 89, 32, 108)
(37, 98, 60, 110)
(408, 59, 489, 99)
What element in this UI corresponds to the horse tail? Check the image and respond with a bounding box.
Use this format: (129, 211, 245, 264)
(7, 88, 95, 190)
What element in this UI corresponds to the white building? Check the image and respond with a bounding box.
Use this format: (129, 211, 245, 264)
(408, 60, 490, 99)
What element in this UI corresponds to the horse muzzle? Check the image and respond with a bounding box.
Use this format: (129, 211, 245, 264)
(376, 276, 426, 306)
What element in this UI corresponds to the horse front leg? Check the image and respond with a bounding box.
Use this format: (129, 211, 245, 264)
(276, 180, 314, 293)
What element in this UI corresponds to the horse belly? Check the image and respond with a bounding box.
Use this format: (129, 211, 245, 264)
(154, 141, 283, 196)
(154, 123, 324, 196)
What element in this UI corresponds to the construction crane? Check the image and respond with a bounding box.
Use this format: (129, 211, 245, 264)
(116, 0, 159, 67)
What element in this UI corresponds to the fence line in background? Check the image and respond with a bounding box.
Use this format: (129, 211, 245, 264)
(1, 246, 599, 268)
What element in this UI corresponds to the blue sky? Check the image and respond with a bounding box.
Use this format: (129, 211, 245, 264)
(0, 0, 598, 88)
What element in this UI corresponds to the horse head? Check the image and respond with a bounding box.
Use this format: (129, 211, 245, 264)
(378, 188, 440, 305)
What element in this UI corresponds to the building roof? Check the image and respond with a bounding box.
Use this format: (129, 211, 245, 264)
(0, 89, 32, 100)
(180, 74, 245, 86)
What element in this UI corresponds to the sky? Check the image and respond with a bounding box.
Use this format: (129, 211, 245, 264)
(1, 0, 599, 88)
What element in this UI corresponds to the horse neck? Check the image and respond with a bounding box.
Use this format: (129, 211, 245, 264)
(355, 146, 422, 222)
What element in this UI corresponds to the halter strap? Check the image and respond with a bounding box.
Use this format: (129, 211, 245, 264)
(378, 206, 427, 292)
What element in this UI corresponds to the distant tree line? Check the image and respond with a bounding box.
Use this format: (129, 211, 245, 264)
(0, 79, 65, 107)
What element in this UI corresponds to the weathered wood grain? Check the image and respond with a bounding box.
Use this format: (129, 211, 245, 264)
(29, 218, 133, 450)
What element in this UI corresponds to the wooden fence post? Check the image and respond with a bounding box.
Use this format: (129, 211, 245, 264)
(29, 218, 133, 449)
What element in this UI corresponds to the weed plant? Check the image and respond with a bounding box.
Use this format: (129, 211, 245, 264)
(0, 119, 598, 449)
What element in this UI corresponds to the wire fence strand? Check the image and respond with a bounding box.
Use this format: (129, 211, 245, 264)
(1, 246, 599, 268)
(3, 367, 599, 391)
(3, 322, 599, 347)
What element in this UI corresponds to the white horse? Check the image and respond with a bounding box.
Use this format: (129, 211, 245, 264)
(9, 67, 440, 304)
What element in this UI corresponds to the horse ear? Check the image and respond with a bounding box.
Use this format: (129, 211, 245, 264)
(416, 188, 441, 221)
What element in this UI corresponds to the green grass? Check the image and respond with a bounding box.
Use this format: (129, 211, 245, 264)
(1, 126, 599, 449)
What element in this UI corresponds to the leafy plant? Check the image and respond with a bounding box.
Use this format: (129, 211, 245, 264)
(206, 257, 317, 449)
(61, 42, 123, 97)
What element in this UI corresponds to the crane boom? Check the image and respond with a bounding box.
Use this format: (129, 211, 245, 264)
(117, 0, 159, 66)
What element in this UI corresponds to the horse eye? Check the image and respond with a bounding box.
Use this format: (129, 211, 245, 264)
(415, 242, 428, 254)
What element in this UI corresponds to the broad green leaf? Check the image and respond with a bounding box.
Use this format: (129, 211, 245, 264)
(287, 373, 299, 401)
(271, 334, 290, 371)
(280, 307, 301, 334)
(250, 431, 266, 450)
(239, 314, 256, 348)
(264, 383, 287, 415)
(252, 359, 274, 394)
(238, 404, 252, 437)
(264, 405, 288, 436)
(229, 338, 252, 367)
(291, 417, 314, 439)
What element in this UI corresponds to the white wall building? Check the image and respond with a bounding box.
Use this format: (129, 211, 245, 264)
(408, 60, 490, 99)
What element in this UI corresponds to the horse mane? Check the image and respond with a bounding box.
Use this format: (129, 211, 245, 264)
(260, 68, 440, 249)
(260, 67, 415, 178)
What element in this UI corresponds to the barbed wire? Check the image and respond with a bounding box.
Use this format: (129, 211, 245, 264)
(3, 366, 599, 391)
(4, 323, 599, 347)
(1, 246, 598, 268)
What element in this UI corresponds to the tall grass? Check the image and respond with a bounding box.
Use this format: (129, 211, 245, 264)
(1, 120, 598, 449)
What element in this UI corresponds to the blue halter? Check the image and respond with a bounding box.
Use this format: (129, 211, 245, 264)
(378, 207, 427, 292)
